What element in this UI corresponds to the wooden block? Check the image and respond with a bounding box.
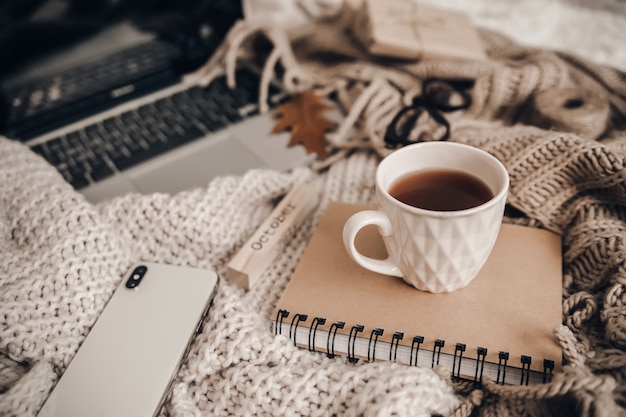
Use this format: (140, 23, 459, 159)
(226, 183, 320, 289)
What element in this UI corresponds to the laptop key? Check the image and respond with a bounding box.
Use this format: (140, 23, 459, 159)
(70, 175, 90, 190)
(31, 144, 46, 157)
(89, 162, 114, 181)
(56, 163, 89, 190)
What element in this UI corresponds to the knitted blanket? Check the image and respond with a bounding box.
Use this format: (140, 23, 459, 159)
(3, 7, 626, 417)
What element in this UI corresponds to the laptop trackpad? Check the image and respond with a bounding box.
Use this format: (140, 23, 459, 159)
(130, 136, 267, 195)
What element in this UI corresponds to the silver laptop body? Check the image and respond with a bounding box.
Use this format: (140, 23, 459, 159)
(7, 23, 313, 203)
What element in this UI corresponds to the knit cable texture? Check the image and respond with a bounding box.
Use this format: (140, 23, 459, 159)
(3, 13, 626, 417)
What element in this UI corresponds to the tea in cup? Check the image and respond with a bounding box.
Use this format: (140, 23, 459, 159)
(343, 142, 509, 293)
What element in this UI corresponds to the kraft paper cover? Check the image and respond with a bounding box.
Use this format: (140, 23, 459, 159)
(274, 202, 563, 372)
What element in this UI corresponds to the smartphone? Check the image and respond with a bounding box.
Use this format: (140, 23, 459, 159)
(37, 262, 219, 417)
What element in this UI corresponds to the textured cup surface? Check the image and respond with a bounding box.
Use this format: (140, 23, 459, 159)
(343, 142, 509, 293)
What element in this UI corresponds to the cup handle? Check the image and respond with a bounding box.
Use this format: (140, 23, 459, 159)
(342, 210, 402, 277)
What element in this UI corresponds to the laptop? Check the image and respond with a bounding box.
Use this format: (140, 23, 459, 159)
(1, 20, 316, 204)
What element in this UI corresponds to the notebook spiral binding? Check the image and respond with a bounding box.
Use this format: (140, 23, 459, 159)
(327, 321, 345, 358)
(348, 325, 365, 363)
(274, 309, 556, 386)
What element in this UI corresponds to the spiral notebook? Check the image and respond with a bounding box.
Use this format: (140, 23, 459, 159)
(272, 201, 563, 386)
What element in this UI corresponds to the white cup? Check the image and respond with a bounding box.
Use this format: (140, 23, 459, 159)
(343, 142, 509, 293)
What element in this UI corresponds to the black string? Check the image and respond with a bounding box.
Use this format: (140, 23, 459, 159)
(275, 309, 289, 335)
(390, 332, 404, 362)
(384, 78, 474, 149)
(308, 317, 326, 352)
(367, 328, 384, 362)
(347, 324, 364, 363)
(326, 321, 345, 358)
(410, 336, 424, 366)
(520, 355, 532, 386)
(497, 351, 509, 385)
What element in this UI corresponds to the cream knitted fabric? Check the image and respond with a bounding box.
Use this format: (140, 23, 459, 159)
(4, 119, 626, 416)
(3, 11, 626, 417)
(0, 139, 460, 417)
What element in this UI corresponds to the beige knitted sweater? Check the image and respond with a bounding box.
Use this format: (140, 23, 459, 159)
(2, 11, 626, 417)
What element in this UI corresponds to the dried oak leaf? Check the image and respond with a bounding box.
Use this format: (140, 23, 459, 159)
(271, 90, 337, 158)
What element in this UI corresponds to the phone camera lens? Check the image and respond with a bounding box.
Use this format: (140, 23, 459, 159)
(125, 265, 147, 289)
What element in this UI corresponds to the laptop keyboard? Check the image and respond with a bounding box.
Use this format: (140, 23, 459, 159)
(2, 40, 182, 140)
(30, 67, 282, 190)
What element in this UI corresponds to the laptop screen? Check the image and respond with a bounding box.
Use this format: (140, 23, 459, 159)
(0, 0, 242, 82)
